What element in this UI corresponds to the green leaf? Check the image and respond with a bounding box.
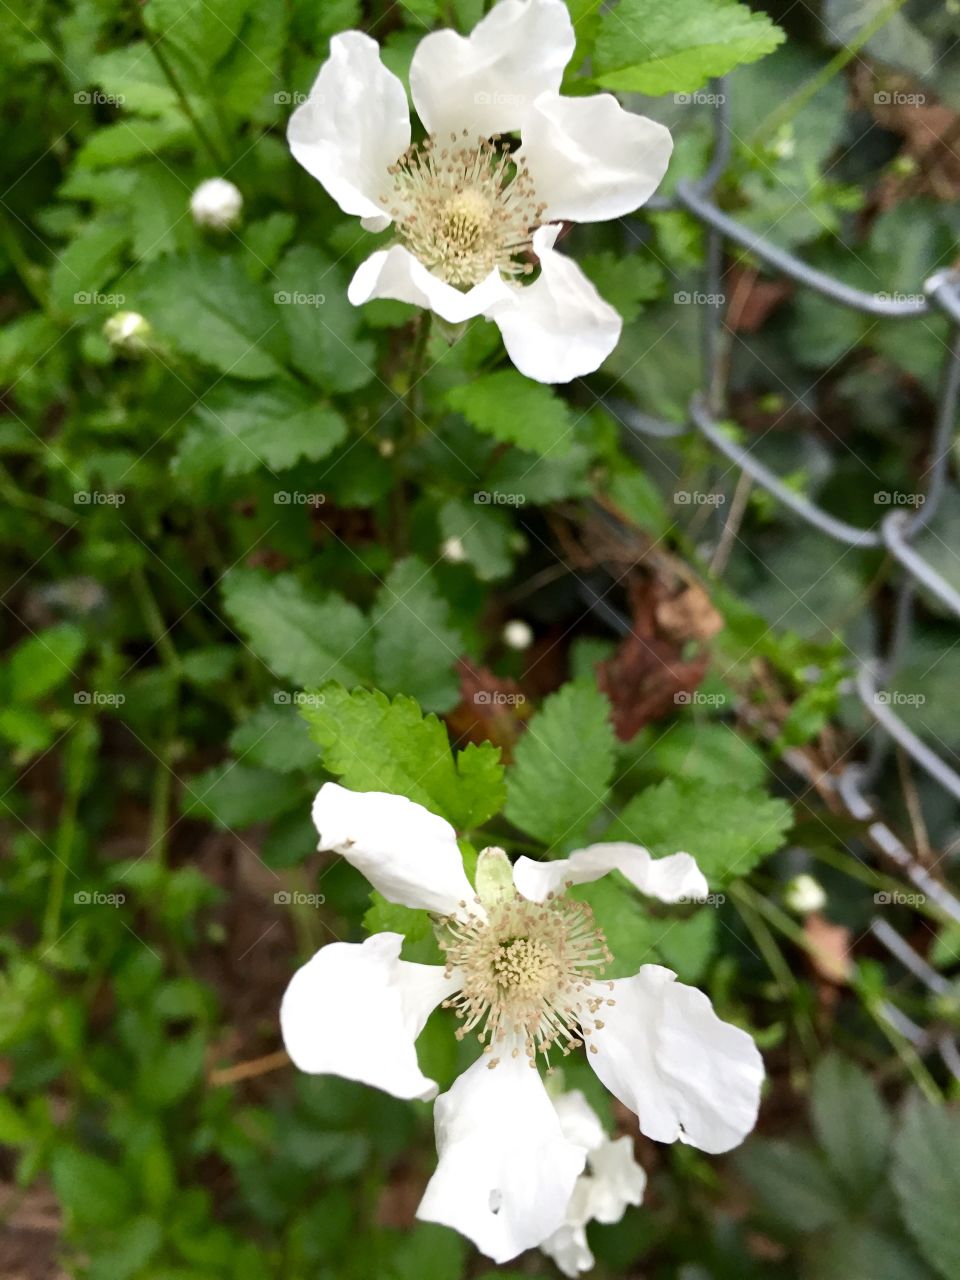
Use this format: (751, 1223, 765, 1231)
(181, 762, 303, 828)
(655, 907, 717, 984)
(174, 383, 347, 480)
(505, 682, 616, 847)
(606, 468, 670, 536)
(810, 1053, 891, 1198)
(607, 779, 792, 885)
(273, 246, 376, 393)
(229, 703, 319, 774)
(580, 251, 664, 322)
(893, 1095, 960, 1280)
(9, 623, 85, 702)
(735, 1139, 843, 1233)
(51, 221, 128, 312)
(301, 685, 505, 830)
(135, 1030, 206, 1108)
(649, 723, 768, 790)
(222, 569, 374, 688)
(803, 1224, 935, 1280)
(373, 557, 463, 712)
(52, 1147, 134, 1227)
(572, 876, 661, 978)
(447, 371, 574, 457)
(594, 0, 784, 95)
(438, 497, 515, 581)
(134, 254, 288, 380)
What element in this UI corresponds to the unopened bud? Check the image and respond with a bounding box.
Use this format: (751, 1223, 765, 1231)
(190, 177, 243, 230)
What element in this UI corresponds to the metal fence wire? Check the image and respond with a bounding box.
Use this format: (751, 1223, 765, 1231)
(603, 76, 960, 1077)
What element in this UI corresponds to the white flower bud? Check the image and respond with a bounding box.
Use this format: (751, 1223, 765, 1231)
(784, 873, 826, 915)
(502, 619, 533, 650)
(103, 311, 151, 352)
(441, 536, 467, 563)
(190, 177, 243, 230)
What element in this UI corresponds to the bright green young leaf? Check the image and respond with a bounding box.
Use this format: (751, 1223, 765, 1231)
(594, 0, 785, 95)
(607, 778, 792, 885)
(9, 623, 85, 702)
(505, 682, 616, 847)
(301, 685, 505, 831)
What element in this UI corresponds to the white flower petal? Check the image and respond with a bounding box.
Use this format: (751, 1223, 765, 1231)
(312, 782, 477, 917)
(519, 92, 672, 223)
(588, 965, 764, 1154)
(288, 32, 410, 221)
(417, 1052, 588, 1262)
(280, 932, 458, 1100)
(348, 245, 512, 323)
(512, 841, 708, 904)
(540, 1221, 594, 1278)
(485, 224, 621, 383)
(583, 1136, 646, 1223)
(552, 1088, 606, 1151)
(409, 0, 575, 139)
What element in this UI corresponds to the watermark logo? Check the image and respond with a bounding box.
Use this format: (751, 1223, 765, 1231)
(74, 290, 126, 306)
(874, 291, 925, 305)
(274, 90, 311, 105)
(873, 490, 925, 507)
(474, 691, 526, 706)
(873, 691, 925, 707)
(74, 491, 125, 506)
(474, 90, 525, 107)
(274, 491, 326, 506)
(274, 890, 326, 906)
(874, 91, 925, 106)
(874, 890, 926, 906)
(474, 490, 526, 506)
(274, 290, 325, 307)
(74, 889, 125, 906)
(675, 892, 727, 906)
(674, 291, 725, 307)
(75, 90, 125, 106)
(74, 691, 125, 707)
(674, 690, 727, 708)
(273, 691, 325, 708)
(674, 490, 725, 506)
(674, 91, 725, 106)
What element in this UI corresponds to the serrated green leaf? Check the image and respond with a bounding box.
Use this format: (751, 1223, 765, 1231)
(438, 497, 515, 581)
(580, 251, 664, 322)
(649, 723, 768, 789)
(893, 1096, 960, 1280)
(810, 1053, 891, 1198)
(607, 778, 792, 885)
(134, 253, 288, 380)
(301, 685, 505, 830)
(222, 569, 374, 688)
(229, 703, 319, 774)
(174, 383, 347, 481)
(594, 0, 784, 95)
(735, 1139, 843, 1233)
(447, 371, 574, 457)
(273, 246, 375, 393)
(505, 682, 616, 847)
(372, 557, 463, 712)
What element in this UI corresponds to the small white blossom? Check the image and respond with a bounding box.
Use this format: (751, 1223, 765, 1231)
(502, 618, 533, 650)
(103, 311, 151, 351)
(785, 873, 827, 915)
(285, 0, 672, 382)
(541, 1090, 647, 1277)
(190, 177, 243, 230)
(280, 785, 764, 1264)
(441, 535, 467, 563)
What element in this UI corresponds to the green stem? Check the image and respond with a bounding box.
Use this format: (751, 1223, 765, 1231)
(390, 312, 433, 554)
(148, 33, 228, 170)
(751, 0, 911, 145)
(42, 729, 89, 947)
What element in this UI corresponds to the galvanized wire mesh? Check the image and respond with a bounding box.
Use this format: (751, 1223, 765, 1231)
(608, 77, 960, 1075)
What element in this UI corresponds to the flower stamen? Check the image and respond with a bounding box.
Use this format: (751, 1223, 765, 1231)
(381, 131, 545, 288)
(438, 888, 613, 1066)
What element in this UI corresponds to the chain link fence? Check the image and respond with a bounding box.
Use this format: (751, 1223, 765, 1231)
(603, 76, 960, 1077)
